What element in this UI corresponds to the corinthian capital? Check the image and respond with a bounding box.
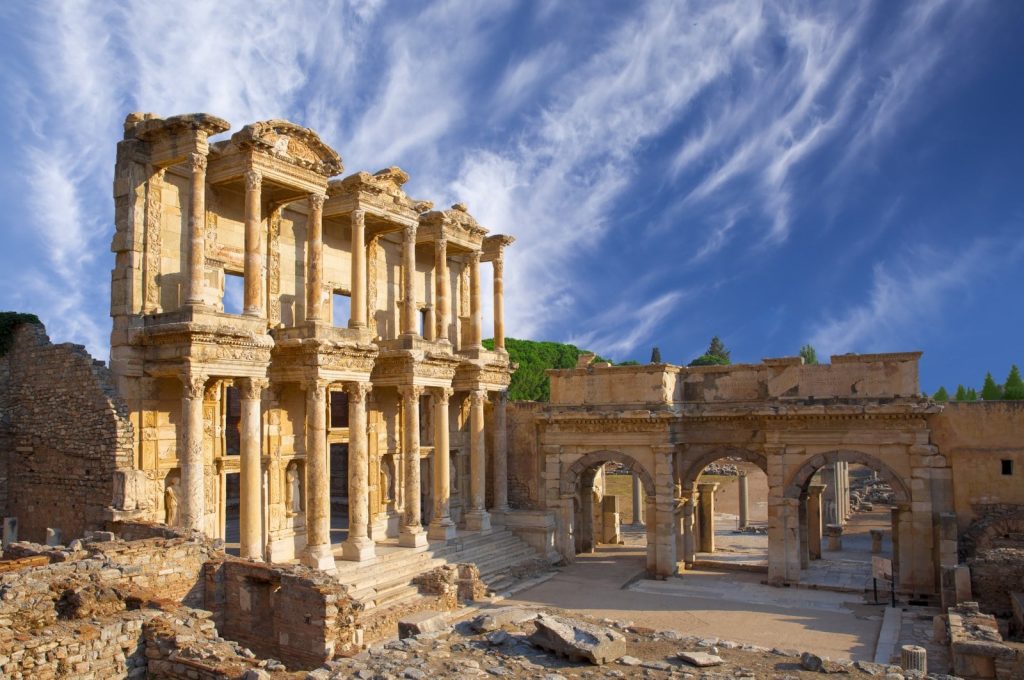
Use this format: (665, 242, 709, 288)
(433, 386, 454, 404)
(181, 373, 208, 399)
(238, 377, 269, 400)
(244, 169, 262, 192)
(188, 152, 208, 173)
(345, 381, 373, 403)
(398, 384, 425, 402)
(351, 209, 365, 229)
(308, 192, 326, 211)
(402, 223, 417, 242)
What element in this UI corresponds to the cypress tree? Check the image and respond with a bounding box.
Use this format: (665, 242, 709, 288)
(981, 372, 1003, 401)
(650, 346, 662, 363)
(966, 387, 978, 401)
(799, 344, 819, 365)
(954, 385, 968, 402)
(1004, 364, 1024, 400)
(933, 386, 949, 402)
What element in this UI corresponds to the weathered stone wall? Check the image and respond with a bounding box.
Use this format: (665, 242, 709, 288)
(968, 548, 1024, 620)
(930, 402, 1024, 531)
(203, 558, 360, 669)
(507, 401, 543, 510)
(0, 322, 136, 542)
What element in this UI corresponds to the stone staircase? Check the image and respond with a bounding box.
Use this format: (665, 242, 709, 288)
(332, 528, 548, 612)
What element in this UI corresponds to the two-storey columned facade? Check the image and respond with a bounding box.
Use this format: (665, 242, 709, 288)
(109, 113, 514, 570)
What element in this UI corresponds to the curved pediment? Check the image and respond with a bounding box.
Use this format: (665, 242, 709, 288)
(230, 119, 343, 177)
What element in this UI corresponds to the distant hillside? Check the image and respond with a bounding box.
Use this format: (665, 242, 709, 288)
(482, 337, 614, 401)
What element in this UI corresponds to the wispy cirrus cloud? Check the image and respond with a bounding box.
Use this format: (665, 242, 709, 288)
(567, 291, 687, 358)
(808, 237, 1024, 357)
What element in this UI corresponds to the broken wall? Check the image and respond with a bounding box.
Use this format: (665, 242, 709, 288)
(0, 322, 137, 543)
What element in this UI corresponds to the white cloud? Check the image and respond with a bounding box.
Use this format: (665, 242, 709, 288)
(808, 239, 1022, 357)
(566, 291, 686, 359)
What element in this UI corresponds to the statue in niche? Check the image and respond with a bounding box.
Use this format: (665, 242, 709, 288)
(450, 457, 458, 494)
(380, 457, 394, 503)
(285, 463, 302, 515)
(164, 476, 180, 526)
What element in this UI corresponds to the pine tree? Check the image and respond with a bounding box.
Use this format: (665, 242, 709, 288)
(799, 344, 819, 365)
(954, 385, 968, 401)
(981, 372, 1003, 401)
(966, 388, 978, 401)
(933, 386, 949, 402)
(1004, 364, 1024, 400)
(650, 346, 662, 364)
(689, 336, 732, 366)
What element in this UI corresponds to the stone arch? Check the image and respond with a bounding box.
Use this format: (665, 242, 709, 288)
(784, 449, 911, 503)
(678, 447, 768, 492)
(959, 507, 1024, 560)
(560, 450, 655, 498)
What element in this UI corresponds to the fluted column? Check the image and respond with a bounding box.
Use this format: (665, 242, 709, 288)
(349, 209, 367, 329)
(434, 237, 449, 342)
(428, 388, 456, 540)
(243, 169, 264, 317)
(491, 391, 509, 512)
(465, 389, 490, 531)
(492, 254, 505, 351)
(342, 382, 374, 561)
(179, 372, 207, 531)
(238, 378, 266, 560)
(399, 385, 427, 547)
(303, 381, 335, 572)
(306, 193, 325, 321)
(469, 251, 482, 348)
(185, 153, 208, 305)
(401, 224, 418, 336)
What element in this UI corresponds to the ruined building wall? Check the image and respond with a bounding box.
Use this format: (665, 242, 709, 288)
(507, 401, 544, 509)
(929, 401, 1024, 532)
(0, 322, 136, 542)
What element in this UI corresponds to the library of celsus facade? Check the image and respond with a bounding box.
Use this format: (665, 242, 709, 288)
(107, 113, 515, 569)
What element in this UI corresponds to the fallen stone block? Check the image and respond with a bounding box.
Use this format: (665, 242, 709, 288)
(528, 613, 626, 665)
(801, 651, 824, 671)
(470, 606, 540, 632)
(678, 650, 724, 667)
(398, 610, 450, 639)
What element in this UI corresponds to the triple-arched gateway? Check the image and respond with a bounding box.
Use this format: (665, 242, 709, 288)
(504, 353, 1024, 603)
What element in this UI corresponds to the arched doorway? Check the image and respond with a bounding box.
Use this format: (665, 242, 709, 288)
(560, 450, 657, 568)
(677, 448, 769, 570)
(785, 450, 911, 592)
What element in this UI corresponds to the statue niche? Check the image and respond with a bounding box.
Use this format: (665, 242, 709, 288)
(285, 462, 303, 516)
(164, 475, 181, 526)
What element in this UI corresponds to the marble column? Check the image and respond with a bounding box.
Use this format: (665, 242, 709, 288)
(631, 473, 645, 526)
(434, 236, 449, 342)
(465, 389, 490, 531)
(428, 388, 456, 540)
(243, 169, 264, 317)
(238, 378, 265, 560)
(401, 224, 418, 336)
(185, 153, 208, 305)
(180, 373, 207, 532)
(697, 482, 718, 553)
(491, 391, 509, 512)
(399, 385, 427, 547)
(303, 381, 335, 572)
(469, 251, 482, 349)
(799, 491, 810, 569)
(342, 382, 374, 561)
(738, 473, 749, 529)
(305, 193, 325, 321)
(492, 254, 505, 351)
(808, 483, 825, 560)
(349, 209, 366, 329)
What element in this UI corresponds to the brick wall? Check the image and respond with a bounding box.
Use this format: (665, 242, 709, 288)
(0, 323, 135, 542)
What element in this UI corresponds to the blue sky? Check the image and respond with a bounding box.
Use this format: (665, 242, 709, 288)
(1, 1, 1022, 395)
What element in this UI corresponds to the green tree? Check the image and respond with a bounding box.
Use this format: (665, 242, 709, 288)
(1004, 364, 1024, 400)
(799, 343, 819, 365)
(966, 387, 978, 401)
(933, 386, 949, 402)
(954, 385, 968, 401)
(650, 346, 662, 363)
(981, 372, 1003, 401)
(689, 335, 732, 366)
(482, 337, 613, 402)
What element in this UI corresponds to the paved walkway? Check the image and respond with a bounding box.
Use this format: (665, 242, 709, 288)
(503, 543, 884, 661)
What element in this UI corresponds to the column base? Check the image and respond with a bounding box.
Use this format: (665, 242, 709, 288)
(240, 546, 264, 562)
(341, 536, 376, 562)
(464, 510, 491, 532)
(427, 519, 457, 541)
(301, 545, 337, 573)
(399, 526, 428, 548)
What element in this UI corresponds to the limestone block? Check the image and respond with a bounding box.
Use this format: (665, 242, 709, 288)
(398, 610, 450, 639)
(528, 613, 626, 665)
(470, 607, 539, 633)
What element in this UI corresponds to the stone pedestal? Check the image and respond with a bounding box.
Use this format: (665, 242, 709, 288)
(900, 645, 927, 675)
(601, 495, 621, 544)
(825, 523, 843, 551)
(870, 528, 883, 554)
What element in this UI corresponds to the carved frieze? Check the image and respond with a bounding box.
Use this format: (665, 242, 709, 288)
(268, 208, 281, 325)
